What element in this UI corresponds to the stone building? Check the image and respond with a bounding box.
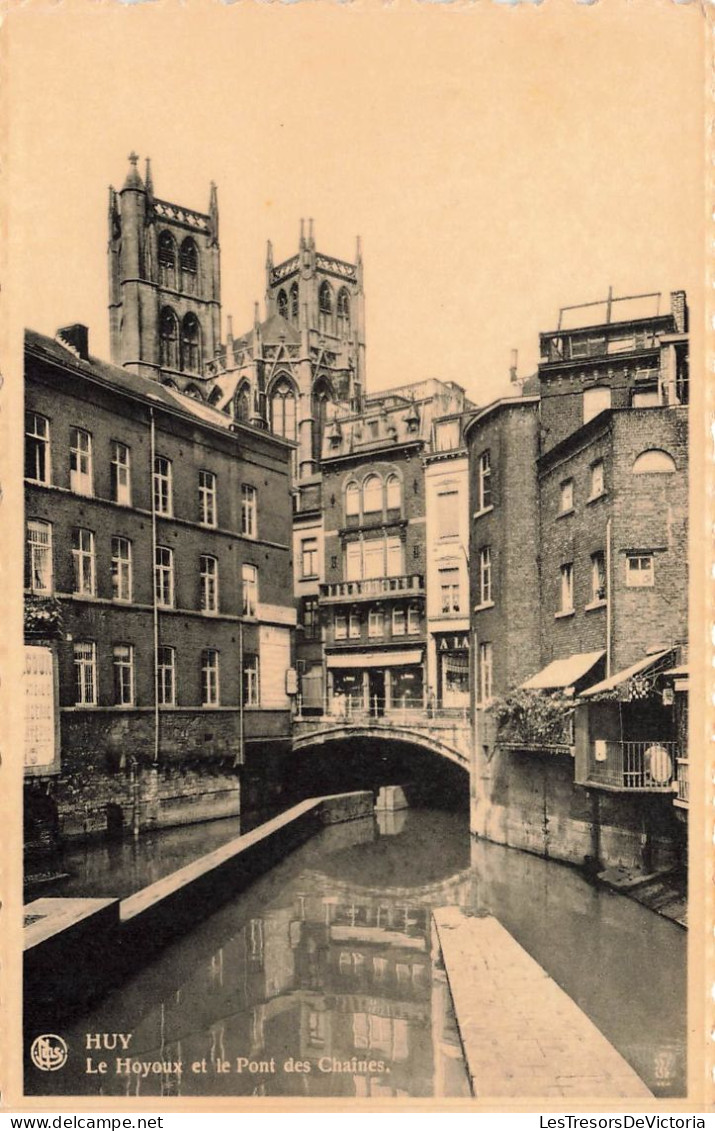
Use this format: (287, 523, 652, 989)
(24, 324, 296, 850)
(465, 291, 689, 872)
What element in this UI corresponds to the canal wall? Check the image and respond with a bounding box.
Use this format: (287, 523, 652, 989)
(471, 738, 684, 873)
(24, 791, 373, 1031)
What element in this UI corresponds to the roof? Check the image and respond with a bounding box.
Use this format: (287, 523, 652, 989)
(580, 649, 674, 698)
(522, 651, 605, 691)
(259, 312, 301, 345)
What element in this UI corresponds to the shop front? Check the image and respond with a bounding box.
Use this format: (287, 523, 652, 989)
(435, 632, 470, 710)
(327, 650, 425, 717)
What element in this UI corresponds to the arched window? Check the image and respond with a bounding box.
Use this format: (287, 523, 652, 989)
(208, 387, 223, 407)
(277, 290, 288, 319)
(290, 283, 299, 322)
(345, 481, 360, 519)
(179, 238, 198, 295)
(386, 474, 402, 512)
(270, 377, 296, 440)
(184, 384, 203, 401)
(235, 385, 251, 423)
(336, 288, 351, 338)
(181, 313, 201, 373)
(159, 307, 179, 370)
(158, 231, 177, 289)
(583, 386, 611, 425)
(363, 474, 383, 515)
(632, 449, 677, 474)
(312, 380, 331, 464)
(318, 282, 333, 335)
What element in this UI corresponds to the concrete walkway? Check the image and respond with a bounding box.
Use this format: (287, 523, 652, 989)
(433, 907, 652, 1100)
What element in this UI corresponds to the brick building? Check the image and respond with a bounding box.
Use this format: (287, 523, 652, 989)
(465, 292, 689, 872)
(24, 325, 296, 850)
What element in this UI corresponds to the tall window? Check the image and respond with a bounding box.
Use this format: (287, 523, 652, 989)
(201, 649, 220, 706)
(153, 456, 172, 516)
(386, 475, 402, 513)
(158, 231, 177, 289)
(583, 386, 611, 425)
(25, 413, 50, 484)
(243, 654, 260, 706)
(200, 555, 219, 613)
(74, 642, 97, 706)
(560, 479, 574, 514)
(180, 238, 199, 294)
(346, 542, 362, 582)
(235, 386, 251, 423)
(479, 642, 493, 704)
(560, 562, 574, 612)
(363, 540, 384, 580)
(349, 611, 361, 639)
(386, 536, 403, 577)
(181, 313, 201, 373)
(368, 609, 384, 638)
(111, 537, 132, 601)
(626, 553, 654, 588)
(198, 470, 217, 527)
(407, 606, 420, 635)
(155, 545, 175, 607)
(241, 484, 257, 538)
(277, 290, 288, 319)
(242, 563, 258, 616)
(438, 489, 460, 539)
(591, 552, 606, 603)
(440, 566, 461, 614)
(302, 597, 320, 640)
(157, 646, 176, 706)
(346, 481, 360, 520)
(25, 519, 53, 592)
(301, 538, 318, 578)
(113, 644, 134, 706)
(336, 288, 351, 337)
(318, 281, 333, 335)
(270, 378, 296, 441)
(478, 546, 492, 605)
(363, 475, 382, 516)
(290, 283, 299, 322)
(159, 308, 179, 370)
(111, 441, 131, 505)
(72, 528, 96, 596)
(392, 607, 406, 636)
(477, 450, 492, 512)
(70, 427, 93, 496)
(589, 460, 605, 499)
(335, 613, 348, 640)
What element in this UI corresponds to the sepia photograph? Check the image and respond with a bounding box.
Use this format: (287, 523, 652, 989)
(1, 0, 708, 1112)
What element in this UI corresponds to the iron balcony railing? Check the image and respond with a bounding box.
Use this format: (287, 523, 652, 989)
(295, 696, 469, 726)
(319, 575, 425, 603)
(587, 740, 679, 792)
(675, 758, 689, 806)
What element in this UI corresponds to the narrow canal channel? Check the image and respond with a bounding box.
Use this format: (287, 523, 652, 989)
(26, 807, 686, 1100)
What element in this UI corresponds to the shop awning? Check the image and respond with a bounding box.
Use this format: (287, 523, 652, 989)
(327, 650, 423, 670)
(580, 649, 674, 698)
(521, 650, 605, 692)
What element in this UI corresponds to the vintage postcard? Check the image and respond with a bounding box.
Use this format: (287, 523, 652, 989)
(0, 0, 710, 1114)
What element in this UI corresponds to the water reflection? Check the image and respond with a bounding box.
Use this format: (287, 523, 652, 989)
(25, 809, 686, 1100)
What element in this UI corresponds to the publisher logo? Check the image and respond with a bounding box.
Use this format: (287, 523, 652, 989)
(30, 1034, 68, 1071)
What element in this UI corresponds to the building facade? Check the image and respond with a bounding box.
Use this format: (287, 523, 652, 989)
(24, 324, 296, 849)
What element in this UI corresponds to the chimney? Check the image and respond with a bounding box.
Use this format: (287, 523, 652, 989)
(509, 348, 519, 385)
(670, 291, 688, 334)
(57, 324, 89, 361)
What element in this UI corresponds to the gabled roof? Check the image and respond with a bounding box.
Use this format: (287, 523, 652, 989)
(259, 313, 301, 345)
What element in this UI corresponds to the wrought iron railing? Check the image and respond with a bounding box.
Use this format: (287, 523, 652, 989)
(675, 758, 689, 806)
(295, 696, 469, 726)
(587, 740, 678, 791)
(319, 575, 424, 602)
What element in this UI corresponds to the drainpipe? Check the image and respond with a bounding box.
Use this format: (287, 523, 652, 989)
(149, 406, 160, 766)
(238, 618, 245, 766)
(605, 517, 612, 677)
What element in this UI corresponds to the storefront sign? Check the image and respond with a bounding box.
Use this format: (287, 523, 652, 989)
(436, 634, 469, 652)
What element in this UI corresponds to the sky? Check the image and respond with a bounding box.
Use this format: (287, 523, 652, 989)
(5, 0, 704, 408)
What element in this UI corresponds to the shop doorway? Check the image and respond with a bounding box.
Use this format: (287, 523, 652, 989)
(368, 669, 385, 716)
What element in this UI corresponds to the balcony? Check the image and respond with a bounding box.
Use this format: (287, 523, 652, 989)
(585, 740, 679, 792)
(319, 575, 425, 604)
(674, 758, 689, 809)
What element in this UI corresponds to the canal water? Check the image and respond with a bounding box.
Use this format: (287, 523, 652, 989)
(26, 807, 686, 1100)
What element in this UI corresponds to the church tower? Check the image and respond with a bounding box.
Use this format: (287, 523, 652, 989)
(108, 154, 221, 390)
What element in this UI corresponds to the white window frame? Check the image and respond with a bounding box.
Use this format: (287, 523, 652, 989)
(590, 552, 606, 603)
(200, 554, 219, 614)
(392, 607, 406, 637)
(479, 546, 492, 605)
(201, 649, 220, 707)
(560, 562, 574, 612)
(346, 542, 362, 582)
(386, 475, 402, 512)
(243, 654, 260, 706)
(362, 475, 383, 516)
(438, 489, 460, 540)
(242, 563, 258, 617)
(111, 441, 132, 506)
(345, 481, 360, 518)
(72, 527, 96, 596)
(113, 644, 135, 706)
(349, 612, 361, 639)
(625, 553, 654, 588)
(368, 609, 384, 638)
(477, 450, 492, 512)
(301, 538, 319, 579)
(26, 519, 53, 593)
(439, 567, 461, 614)
(589, 460, 605, 499)
(157, 646, 176, 706)
(335, 613, 348, 640)
(111, 536, 133, 602)
(74, 641, 97, 706)
(241, 484, 257, 538)
(153, 456, 173, 517)
(198, 470, 217, 527)
(25, 413, 50, 484)
(559, 479, 574, 514)
(70, 427, 93, 496)
(407, 605, 420, 635)
(155, 545, 175, 608)
(386, 536, 404, 578)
